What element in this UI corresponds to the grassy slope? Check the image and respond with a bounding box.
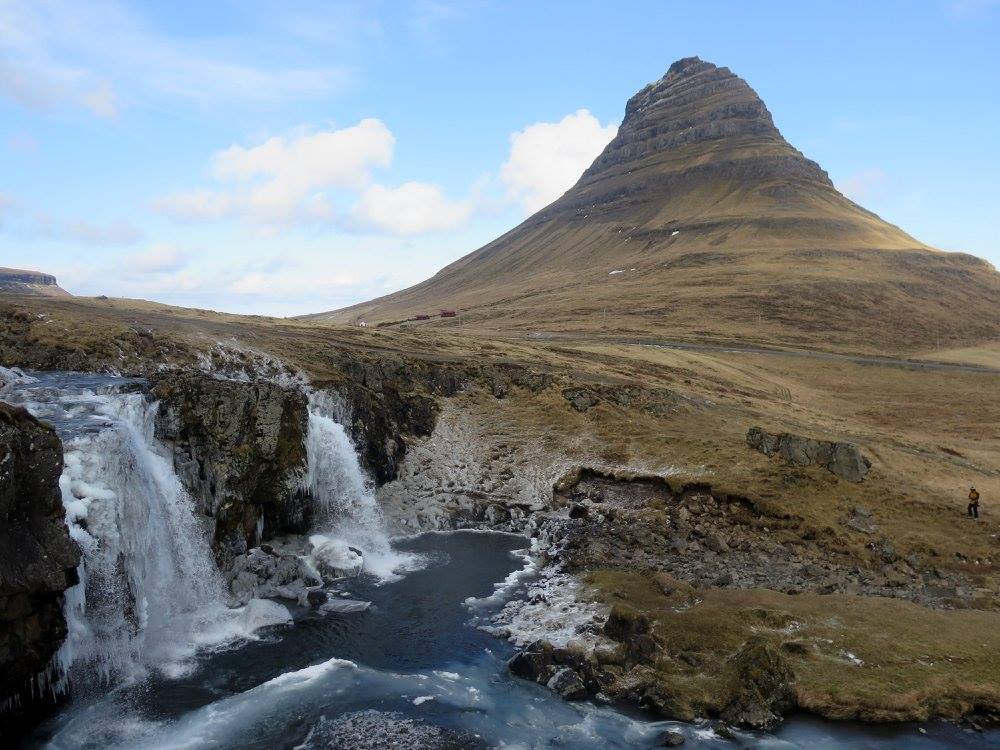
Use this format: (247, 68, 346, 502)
(305, 63, 1000, 355)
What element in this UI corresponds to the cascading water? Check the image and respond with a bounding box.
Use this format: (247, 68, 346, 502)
(304, 391, 416, 581)
(2, 372, 289, 700)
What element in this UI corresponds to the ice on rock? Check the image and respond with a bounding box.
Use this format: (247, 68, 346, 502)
(306, 534, 364, 582)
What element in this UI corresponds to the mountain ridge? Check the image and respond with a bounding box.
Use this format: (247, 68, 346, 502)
(307, 57, 1000, 353)
(0, 268, 71, 298)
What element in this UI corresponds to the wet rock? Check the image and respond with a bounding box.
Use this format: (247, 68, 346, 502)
(660, 729, 686, 746)
(507, 640, 557, 683)
(227, 545, 322, 606)
(747, 426, 870, 482)
(307, 535, 364, 581)
(152, 373, 310, 564)
(0, 402, 80, 733)
(547, 667, 587, 700)
(300, 710, 484, 749)
(719, 637, 795, 729)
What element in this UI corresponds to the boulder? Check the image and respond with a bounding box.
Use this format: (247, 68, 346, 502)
(719, 637, 795, 729)
(747, 426, 871, 482)
(227, 545, 323, 606)
(661, 730, 686, 747)
(507, 640, 558, 683)
(306, 534, 364, 581)
(546, 667, 587, 700)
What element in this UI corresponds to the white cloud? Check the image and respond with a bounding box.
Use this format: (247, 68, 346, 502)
(79, 81, 119, 119)
(61, 219, 141, 245)
(156, 119, 395, 225)
(836, 168, 888, 202)
(501, 109, 617, 214)
(351, 182, 472, 235)
(0, 49, 119, 119)
(0, 195, 142, 245)
(0, 0, 346, 118)
(155, 120, 473, 236)
(127, 243, 187, 274)
(230, 269, 360, 296)
(152, 189, 234, 222)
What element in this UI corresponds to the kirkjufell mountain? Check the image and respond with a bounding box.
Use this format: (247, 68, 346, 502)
(308, 57, 1000, 353)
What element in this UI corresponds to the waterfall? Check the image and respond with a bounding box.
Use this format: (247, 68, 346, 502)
(305, 391, 415, 581)
(4, 373, 289, 699)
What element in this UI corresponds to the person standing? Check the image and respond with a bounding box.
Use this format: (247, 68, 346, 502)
(968, 487, 980, 519)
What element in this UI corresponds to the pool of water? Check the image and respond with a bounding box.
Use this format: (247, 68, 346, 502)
(17, 531, 994, 749)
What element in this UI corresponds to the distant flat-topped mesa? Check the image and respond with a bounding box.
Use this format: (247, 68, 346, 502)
(305, 58, 1000, 354)
(0, 268, 71, 297)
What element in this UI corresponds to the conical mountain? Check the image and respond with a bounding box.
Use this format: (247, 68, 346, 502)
(308, 58, 1000, 353)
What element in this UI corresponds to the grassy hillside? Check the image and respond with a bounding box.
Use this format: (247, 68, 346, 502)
(305, 58, 1000, 355)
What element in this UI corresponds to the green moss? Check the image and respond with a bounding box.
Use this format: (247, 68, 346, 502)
(586, 568, 1000, 723)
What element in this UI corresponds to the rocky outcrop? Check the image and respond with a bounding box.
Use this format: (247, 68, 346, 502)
(746, 426, 871, 482)
(319, 355, 453, 484)
(0, 402, 79, 733)
(227, 545, 323, 606)
(554, 470, 975, 608)
(506, 640, 606, 701)
(718, 638, 795, 729)
(0, 268, 70, 297)
(151, 374, 310, 564)
(581, 56, 830, 191)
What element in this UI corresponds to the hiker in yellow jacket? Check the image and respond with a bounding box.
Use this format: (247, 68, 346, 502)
(968, 487, 980, 519)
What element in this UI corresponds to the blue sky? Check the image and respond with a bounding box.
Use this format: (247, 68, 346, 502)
(1, 0, 998, 316)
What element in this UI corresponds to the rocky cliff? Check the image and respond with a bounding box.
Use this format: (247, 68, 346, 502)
(0, 268, 71, 298)
(0, 402, 79, 734)
(151, 374, 311, 565)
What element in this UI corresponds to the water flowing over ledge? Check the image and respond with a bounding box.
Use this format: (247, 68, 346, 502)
(3, 373, 292, 700)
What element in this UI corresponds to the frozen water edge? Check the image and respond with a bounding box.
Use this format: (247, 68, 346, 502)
(465, 535, 611, 651)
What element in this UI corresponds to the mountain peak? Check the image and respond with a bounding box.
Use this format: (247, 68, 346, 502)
(587, 57, 800, 188)
(664, 55, 709, 78)
(305, 59, 1000, 353)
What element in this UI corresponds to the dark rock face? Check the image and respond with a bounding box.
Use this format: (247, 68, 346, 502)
(325, 356, 443, 485)
(719, 638, 795, 729)
(582, 57, 829, 191)
(0, 268, 70, 297)
(747, 426, 871, 482)
(0, 402, 79, 733)
(151, 374, 310, 564)
(299, 710, 484, 750)
(506, 639, 610, 703)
